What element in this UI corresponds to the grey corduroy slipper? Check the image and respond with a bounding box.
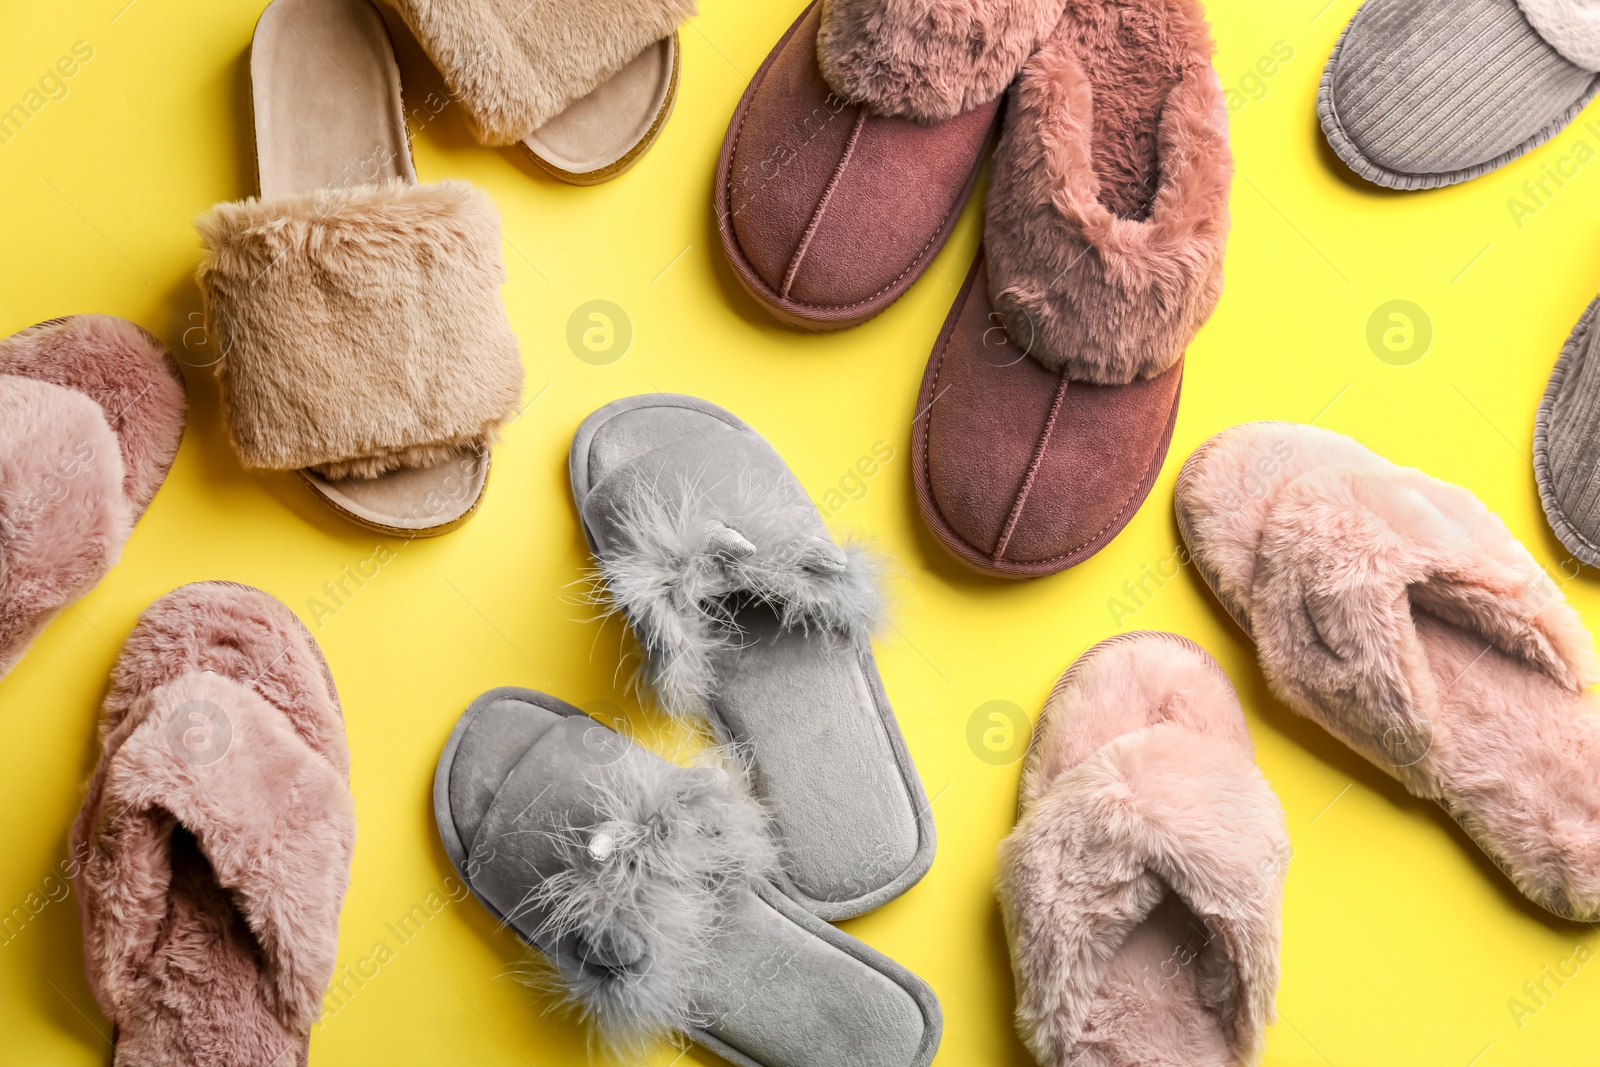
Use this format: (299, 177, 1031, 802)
(1319, 0, 1600, 190)
(1536, 295, 1600, 565)
(433, 687, 942, 1066)
(568, 394, 934, 921)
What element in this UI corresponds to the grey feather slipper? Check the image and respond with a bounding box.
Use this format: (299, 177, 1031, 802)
(433, 687, 942, 1065)
(568, 394, 934, 920)
(1318, 0, 1600, 190)
(1535, 295, 1600, 566)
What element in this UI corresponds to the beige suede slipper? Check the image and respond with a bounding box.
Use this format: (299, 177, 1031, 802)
(197, 0, 523, 536)
(389, 0, 693, 184)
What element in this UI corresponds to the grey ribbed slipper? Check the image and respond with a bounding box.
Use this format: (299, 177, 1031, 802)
(1536, 296, 1600, 566)
(1319, 0, 1600, 190)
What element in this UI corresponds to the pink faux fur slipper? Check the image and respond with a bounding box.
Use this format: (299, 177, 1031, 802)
(913, 0, 1230, 577)
(998, 632, 1288, 1067)
(1177, 422, 1600, 920)
(0, 315, 186, 680)
(71, 581, 354, 1067)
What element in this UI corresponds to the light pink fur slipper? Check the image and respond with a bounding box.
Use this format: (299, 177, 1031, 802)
(1177, 421, 1600, 921)
(71, 581, 354, 1067)
(998, 632, 1288, 1067)
(0, 315, 186, 680)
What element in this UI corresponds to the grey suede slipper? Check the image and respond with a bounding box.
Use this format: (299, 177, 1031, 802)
(568, 394, 934, 921)
(433, 687, 942, 1066)
(1319, 0, 1600, 190)
(1535, 295, 1600, 566)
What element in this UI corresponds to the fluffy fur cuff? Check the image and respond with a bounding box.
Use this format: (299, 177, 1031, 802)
(197, 180, 523, 478)
(1518, 0, 1600, 71)
(532, 751, 773, 1050)
(392, 0, 696, 145)
(587, 473, 884, 717)
(985, 0, 1232, 384)
(818, 0, 1062, 122)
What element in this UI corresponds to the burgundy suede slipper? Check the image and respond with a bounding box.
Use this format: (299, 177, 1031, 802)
(71, 581, 354, 1066)
(0, 316, 186, 678)
(914, 0, 1230, 577)
(714, 0, 1058, 330)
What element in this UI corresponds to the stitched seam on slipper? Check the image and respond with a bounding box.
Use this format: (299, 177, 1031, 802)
(782, 109, 868, 298)
(919, 332, 1177, 568)
(993, 373, 1070, 560)
(724, 87, 977, 314)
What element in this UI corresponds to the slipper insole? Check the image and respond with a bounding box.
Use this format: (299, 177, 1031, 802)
(252, 0, 487, 532)
(124, 822, 302, 1066)
(524, 36, 675, 176)
(1412, 608, 1600, 908)
(1068, 0, 1187, 220)
(710, 603, 921, 906)
(1076, 894, 1231, 1067)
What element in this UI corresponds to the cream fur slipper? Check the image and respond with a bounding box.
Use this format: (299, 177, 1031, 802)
(434, 686, 942, 1065)
(72, 582, 354, 1067)
(998, 632, 1289, 1067)
(1178, 421, 1600, 920)
(0, 316, 185, 680)
(390, 0, 693, 183)
(196, 0, 523, 536)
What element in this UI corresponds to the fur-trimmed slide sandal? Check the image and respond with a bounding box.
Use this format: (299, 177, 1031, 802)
(1319, 0, 1600, 190)
(0, 316, 185, 680)
(1178, 421, 1600, 920)
(434, 687, 942, 1064)
(714, 0, 1056, 329)
(391, 0, 693, 183)
(71, 581, 355, 1066)
(197, 0, 523, 536)
(914, 0, 1231, 578)
(570, 394, 934, 919)
(998, 632, 1288, 1067)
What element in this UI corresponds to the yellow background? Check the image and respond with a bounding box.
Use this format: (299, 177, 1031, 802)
(3, 0, 1598, 1064)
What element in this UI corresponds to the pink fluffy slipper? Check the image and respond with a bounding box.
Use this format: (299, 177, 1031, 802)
(1177, 421, 1600, 921)
(0, 315, 186, 680)
(71, 581, 355, 1067)
(997, 632, 1288, 1067)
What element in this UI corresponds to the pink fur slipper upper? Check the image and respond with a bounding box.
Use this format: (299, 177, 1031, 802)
(1178, 422, 1600, 920)
(71, 581, 354, 1067)
(0, 316, 185, 680)
(998, 632, 1288, 1067)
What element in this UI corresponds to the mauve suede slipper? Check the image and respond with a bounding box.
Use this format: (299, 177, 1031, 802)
(569, 393, 934, 920)
(0, 315, 186, 679)
(998, 632, 1288, 1067)
(434, 686, 942, 1065)
(915, 0, 1230, 577)
(714, 0, 1058, 330)
(1178, 421, 1600, 921)
(1318, 0, 1600, 191)
(71, 581, 354, 1067)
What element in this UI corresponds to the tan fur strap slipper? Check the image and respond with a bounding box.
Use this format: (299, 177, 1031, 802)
(199, 0, 523, 535)
(1178, 421, 1600, 920)
(391, 0, 693, 183)
(198, 180, 522, 479)
(998, 632, 1288, 1067)
(71, 582, 354, 1067)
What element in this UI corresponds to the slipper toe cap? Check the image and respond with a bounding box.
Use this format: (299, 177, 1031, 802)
(718, 5, 997, 327)
(1175, 422, 1377, 628)
(1323, 0, 1598, 184)
(918, 264, 1180, 577)
(0, 315, 185, 517)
